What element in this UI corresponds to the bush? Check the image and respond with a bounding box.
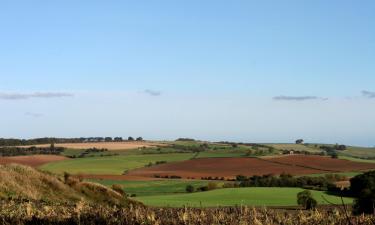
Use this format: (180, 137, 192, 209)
(207, 182, 218, 191)
(297, 190, 317, 210)
(186, 185, 195, 193)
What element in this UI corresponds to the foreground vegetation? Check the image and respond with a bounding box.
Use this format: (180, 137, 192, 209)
(1, 200, 374, 225)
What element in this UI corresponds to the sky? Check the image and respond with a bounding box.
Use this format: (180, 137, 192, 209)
(0, 1, 374, 146)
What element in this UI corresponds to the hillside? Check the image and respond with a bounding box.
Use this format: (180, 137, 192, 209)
(0, 164, 133, 206)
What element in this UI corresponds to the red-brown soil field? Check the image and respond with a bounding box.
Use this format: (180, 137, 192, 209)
(0, 155, 68, 167)
(265, 155, 375, 172)
(126, 155, 375, 179)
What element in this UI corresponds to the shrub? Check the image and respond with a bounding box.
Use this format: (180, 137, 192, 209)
(297, 190, 317, 210)
(207, 182, 218, 190)
(186, 185, 195, 193)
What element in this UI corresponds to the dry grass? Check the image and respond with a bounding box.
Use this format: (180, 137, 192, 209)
(0, 164, 80, 202)
(0, 164, 130, 205)
(18, 141, 166, 151)
(1, 200, 374, 225)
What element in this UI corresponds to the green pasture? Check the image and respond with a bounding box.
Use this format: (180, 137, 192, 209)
(265, 143, 321, 153)
(338, 147, 375, 159)
(136, 187, 353, 207)
(90, 179, 211, 196)
(338, 155, 375, 164)
(40, 153, 194, 175)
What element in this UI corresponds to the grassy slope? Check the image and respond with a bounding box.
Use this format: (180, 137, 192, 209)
(90, 179, 211, 196)
(338, 146, 375, 159)
(339, 156, 375, 163)
(0, 164, 128, 205)
(40, 153, 194, 175)
(136, 187, 353, 207)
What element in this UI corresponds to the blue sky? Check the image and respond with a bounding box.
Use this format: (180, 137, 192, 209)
(0, 1, 374, 146)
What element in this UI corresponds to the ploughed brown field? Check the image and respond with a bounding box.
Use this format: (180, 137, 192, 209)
(126, 155, 375, 179)
(0, 155, 67, 167)
(265, 155, 375, 172)
(17, 141, 166, 151)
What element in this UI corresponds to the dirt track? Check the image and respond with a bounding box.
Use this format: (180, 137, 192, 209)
(0, 155, 68, 167)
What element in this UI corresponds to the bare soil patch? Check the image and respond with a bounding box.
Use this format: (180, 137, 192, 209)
(18, 141, 166, 151)
(126, 157, 323, 179)
(126, 155, 375, 180)
(0, 155, 68, 167)
(265, 155, 375, 172)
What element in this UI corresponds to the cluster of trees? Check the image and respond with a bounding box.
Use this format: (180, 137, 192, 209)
(169, 144, 209, 153)
(70, 148, 110, 158)
(295, 139, 304, 144)
(0, 138, 77, 146)
(153, 174, 182, 179)
(318, 145, 347, 159)
(175, 138, 196, 142)
(127, 137, 143, 141)
(186, 182, 219, 193)
(201, 176, 226, 181)
(145, 161, 167, 167)
(0, 136, 144, 147)
(320, 144, 347, 152)
(0, 144, 64, 156)
(216, 142, 275, 151)
(236, 173, 337, 191)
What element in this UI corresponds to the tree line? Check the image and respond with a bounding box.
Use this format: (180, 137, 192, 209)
(0, 136, 144, 147)
(0, 145, 64, 156)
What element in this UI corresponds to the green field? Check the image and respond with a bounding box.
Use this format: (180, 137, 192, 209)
(90, 179, 212, 196)
(338, 147, 375, 159)
(265, 143, 322, 153)
(338, 155, 375, 163)
(136, 187, 353, 207)
(40, 153, 194, 175)
(195, 151, 246, 158)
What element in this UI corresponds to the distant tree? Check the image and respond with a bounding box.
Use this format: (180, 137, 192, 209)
(186, 185, 195, 193)
(176, 138, 195, 142)
(136, 137, 143, 141)
(330, 152, 338, 159)
(105, 137, 113, 142)
(114, 137, 123, 142)
(128, 136, 134, 141)
(297, 190, 317, 210)
(295, 139, 304, 144)
(334, 144, 347, 151)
